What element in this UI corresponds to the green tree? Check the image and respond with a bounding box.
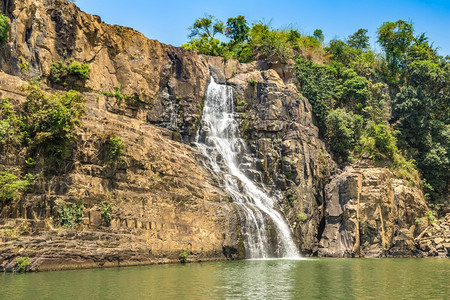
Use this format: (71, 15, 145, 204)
(313, 29, 324, 42)
(182, 15, 226, 56)
(188, 14, 224, 39)
(347, 28, 370, 50)
(336, 68, 372, 113)
(377, 20, 414, 75)
(182, 36, 224, 56)
(225, 16, 250, 45)
(326, 109, 362, 160)
(24, 84, 86, 164)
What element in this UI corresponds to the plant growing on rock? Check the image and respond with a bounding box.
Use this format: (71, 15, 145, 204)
(0, 98, 25, 151)
(100, 201, 112, 226)
(24, 84, 87, 166)
(49, 60, 91, 86)
(0, 170, 34, 205)
(179, 250, 191, 263)
(57, 202, 84, 229)
(107, 136, 125, 164)
(101, 85, 140, 105)
(297, 213, 307, 223)
(0, 13, 10, 42)
(16, 256, 31, 272)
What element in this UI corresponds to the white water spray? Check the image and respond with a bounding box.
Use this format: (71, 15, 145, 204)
(196, 77, 300, 258)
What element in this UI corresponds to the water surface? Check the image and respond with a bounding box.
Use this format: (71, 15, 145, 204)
(1, 258, 448, 299)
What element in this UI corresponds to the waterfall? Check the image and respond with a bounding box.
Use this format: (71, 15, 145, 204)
(196, 77, 300, 259)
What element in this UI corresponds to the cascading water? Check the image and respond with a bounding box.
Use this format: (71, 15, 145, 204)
(196, 77, 300, 259)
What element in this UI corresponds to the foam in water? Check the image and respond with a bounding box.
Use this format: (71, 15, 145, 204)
(196, 77, 300, 259)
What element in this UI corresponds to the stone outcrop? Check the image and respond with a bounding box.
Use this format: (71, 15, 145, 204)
(416, 214, 450, 258)
(0, 0, 439, 271)
(317, 167, 428, 257)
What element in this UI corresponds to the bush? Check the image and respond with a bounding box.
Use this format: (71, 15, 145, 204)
(326, 109, 363, 160)
(101, 85, 140, 105)
(16, 256, 31, 272)
(179, 250, 191, 263)
(182, 36, 225, 56)
(356, 122, 398, 162)
(0, 170, 34, 205)
(100, 201, 112, 225)
(49, 61, 91, 86)
(0, 13, 10, 42)
(0, 98, 24, 149)
(108, 136, 125, 164)
(297, 213, 307, 223)
(24, 84, 86, 165)
(415, 210, 437, 225)
(294, 56, 336, 129)
(57, 202, 84, 229)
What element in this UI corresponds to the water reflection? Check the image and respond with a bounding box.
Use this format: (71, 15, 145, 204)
(0, 259, 449, 299)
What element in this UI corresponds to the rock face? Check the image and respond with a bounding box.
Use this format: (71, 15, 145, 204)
(416, 214, 450, 258)
(318, 167, 428, 257)
(0, 0, 438, 271)
(210, 59, 338, 254)
(0, 69, 241, 271)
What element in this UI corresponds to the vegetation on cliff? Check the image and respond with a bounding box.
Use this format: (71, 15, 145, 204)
(183, 16, 449, 206)
(0, 13, 10, 43)
(0, 84, 86, 208)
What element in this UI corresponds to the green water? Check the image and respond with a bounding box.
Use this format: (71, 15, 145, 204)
(0, 258, 448, 299)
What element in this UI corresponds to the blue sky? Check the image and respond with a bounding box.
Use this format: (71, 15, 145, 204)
(75, 0, 450, 56)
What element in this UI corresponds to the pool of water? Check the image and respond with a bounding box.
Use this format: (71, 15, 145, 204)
(0, 258, 448, 299)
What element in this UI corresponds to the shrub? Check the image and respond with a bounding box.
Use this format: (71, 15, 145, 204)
(294, 56, 336, 129)
(57, 202, 84, 229)
(356, 122, 398, 162)
(49, 61, 91, 86)
(0, 170, 34, 205)
(108, 136, 125, 164)
(179, 250, 191, 263)
(182, 36, 225, 56)
(325, 109, 363, 160)
(415, 210, 437, 226)
(0, 98, 24, 149)
(16, 256, 31, 272)
(100, 201, 112, 225)
(24, 84, 86, 165)
(0, 13, 10, 42)
(297, 213, 307, 223)
(101, 85, 140, 105)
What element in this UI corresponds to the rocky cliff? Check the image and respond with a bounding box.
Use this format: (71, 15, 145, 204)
(0, 0, 440, 272)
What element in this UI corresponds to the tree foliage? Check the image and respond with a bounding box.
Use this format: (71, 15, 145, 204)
(347, 29, 370, 50)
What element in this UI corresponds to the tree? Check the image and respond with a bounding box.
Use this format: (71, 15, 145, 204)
(187, 14, 224, 39)
(336, 68, 372, 112)
(313, 29, 324, 42)
(326, 109, 362, 160)
(183, 15, 225, 56)
(347, 28, 370, 50)
(182, 36, 224, 56)
(225, 16, 249, 45)
(377, 20, 414, 74)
